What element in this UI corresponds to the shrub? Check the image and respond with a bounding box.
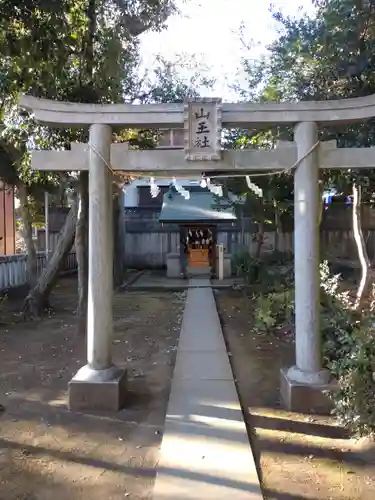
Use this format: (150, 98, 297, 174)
(232, 248, 293, 291)
(328, 325, 375, 435)
(232, 248, 261, 285)
(319, 262, 375, 435)
(253, 288, 294, 332)
(251, 259, 375, 437)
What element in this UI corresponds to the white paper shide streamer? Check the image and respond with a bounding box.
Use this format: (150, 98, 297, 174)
(173, 178, 190, 200)
(150, 177, 160, 198)
(246, 176, 263, 197)
(207, 181, 223, 197)
(200, 176, 223, 197)
(150, 175, 225, 201)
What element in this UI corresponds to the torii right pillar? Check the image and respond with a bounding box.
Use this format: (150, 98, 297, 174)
(280, 121, 333, 414)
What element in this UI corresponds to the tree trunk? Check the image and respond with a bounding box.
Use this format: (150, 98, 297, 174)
(18, 183, 37, 288)
(75, 172, 89, 334)
(240, 206, 245, 246)
(318, 183, 324, 228)
(86, 0, 96, 78)
(254, 220, 264, 258)
(73, 0, 96, 330)
(254, 200, 265, 259)
(22, 199, 79, 317)
(273, 198, 282, 254)
(352, 183, 371, 309)
(113, 186, 126, 287)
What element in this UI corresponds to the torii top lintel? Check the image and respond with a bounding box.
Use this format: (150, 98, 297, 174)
(19, 94, 375, 129)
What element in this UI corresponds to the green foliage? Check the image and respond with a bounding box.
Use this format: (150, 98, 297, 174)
(251, 258, 375, 436)
(319, 261, 356, 366)
(233, 248, 293, 289)
(319, 261, 375, 435)
(0, 0, 208, 198)
(330, 325, 375, 435)
(253, 288, 295, 332)
(0, 0, 178, 102)
(235, 3, 375, 435)
(232, 248, 260, 284)
(237, 0, 375, 197)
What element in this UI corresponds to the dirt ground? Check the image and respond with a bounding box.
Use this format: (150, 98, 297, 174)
(216, 290, 375, 500)
(0, 276, 185, 500)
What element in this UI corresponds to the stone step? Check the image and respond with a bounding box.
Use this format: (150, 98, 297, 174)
(186, 266, 212, 277)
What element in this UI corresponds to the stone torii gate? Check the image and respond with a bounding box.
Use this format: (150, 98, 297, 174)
(20, 94, 375, 413)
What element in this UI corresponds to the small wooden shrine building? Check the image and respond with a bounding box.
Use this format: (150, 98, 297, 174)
(159, 186, 236, 278)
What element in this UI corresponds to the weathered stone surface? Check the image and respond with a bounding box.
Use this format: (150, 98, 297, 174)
(29, 142, 375, 173)
(280, 367, 336, 415)
(87, 123, 114, 371)
(215, 254, 232, 278)
(166, 253, 181, 278)
(294, 122, 320, 375)
(21, 94, 375, 128)
(184, 98, 222, 161)
(68, 367, 127, 412)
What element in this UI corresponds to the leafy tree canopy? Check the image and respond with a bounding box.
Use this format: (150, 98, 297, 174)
(231, 0, 375, 203)
(0, 0, 211, 191)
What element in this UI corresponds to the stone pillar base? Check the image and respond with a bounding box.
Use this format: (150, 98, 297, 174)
(68, 364, 127, 412)
(280, 367, 336, 415)
(215, 253, 232, 278)
(166, 253, 181, 278)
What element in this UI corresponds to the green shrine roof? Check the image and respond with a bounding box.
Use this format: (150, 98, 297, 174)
(159, 189, 237, 223)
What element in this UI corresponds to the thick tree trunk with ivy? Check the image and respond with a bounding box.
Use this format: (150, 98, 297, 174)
(75, 172, 89, 335)
(352, 183, 371, 309)
(18, 183, 37, 288)
(22, 199, 78, 317)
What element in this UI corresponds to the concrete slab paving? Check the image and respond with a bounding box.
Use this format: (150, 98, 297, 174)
(174, 350, 233, 380)
(178, 286, 225, 352)
(128, 271, 244, 291)
(165, 379, 248, 434)
(153, 280, 263, 500)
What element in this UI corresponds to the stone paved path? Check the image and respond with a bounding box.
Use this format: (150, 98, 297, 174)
(152, 278, 263, 499)
(128, 271, 243, 291)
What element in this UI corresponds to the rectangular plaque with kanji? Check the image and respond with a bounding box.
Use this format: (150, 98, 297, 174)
(184, 98, 222, 161)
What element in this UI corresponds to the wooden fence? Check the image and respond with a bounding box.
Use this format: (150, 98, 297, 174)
(0, 251, 77, 292)
(123, 228, 375, 269)
(122, 208, 375, 269)
(123, 229, 293, 268)
(8, 207, 372, 283)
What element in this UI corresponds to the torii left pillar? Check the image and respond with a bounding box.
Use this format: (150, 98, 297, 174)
(68, 124, 127, 411)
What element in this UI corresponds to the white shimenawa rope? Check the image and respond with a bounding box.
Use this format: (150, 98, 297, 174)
(86, 140, 320, 197)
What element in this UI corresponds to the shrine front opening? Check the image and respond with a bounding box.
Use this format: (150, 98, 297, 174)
(20, 93, 375, 414)
(158, 186, 235, 278)
(185, 226, 214, 269)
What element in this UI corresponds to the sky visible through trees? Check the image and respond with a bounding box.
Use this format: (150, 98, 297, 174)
(139, 0, 316, 99)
